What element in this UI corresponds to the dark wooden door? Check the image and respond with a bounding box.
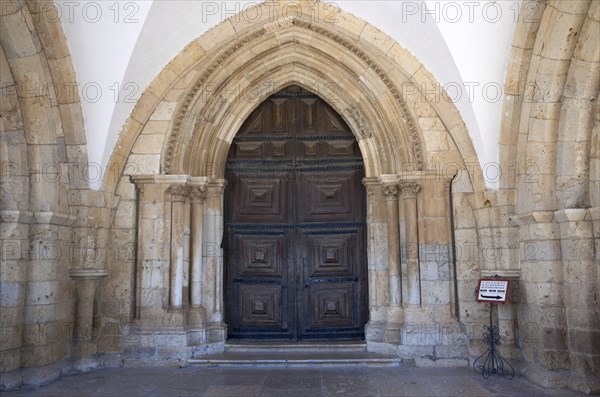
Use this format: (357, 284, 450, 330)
(224, 86, 367, 340)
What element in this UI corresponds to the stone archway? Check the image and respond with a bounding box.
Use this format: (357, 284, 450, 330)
(113, 2, 478, 363)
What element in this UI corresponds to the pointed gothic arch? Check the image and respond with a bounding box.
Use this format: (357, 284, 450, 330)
(161, 19, 424, 180)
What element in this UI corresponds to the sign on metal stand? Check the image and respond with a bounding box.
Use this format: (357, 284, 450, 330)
(476, 279, 510, 303)
(473, 277, 515, 380)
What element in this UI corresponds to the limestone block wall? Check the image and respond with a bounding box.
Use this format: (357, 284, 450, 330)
(497, 0, 600, 393)
(0, 1, 105, 389)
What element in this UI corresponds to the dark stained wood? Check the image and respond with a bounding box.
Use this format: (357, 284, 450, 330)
(224, 85, 367, 340)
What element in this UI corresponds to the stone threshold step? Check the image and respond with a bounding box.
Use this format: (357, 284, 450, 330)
(188, 351, 402, 367)
(225, 341, 367, 353)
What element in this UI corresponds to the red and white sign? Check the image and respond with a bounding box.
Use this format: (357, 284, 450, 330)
(476, 279, 510, 303)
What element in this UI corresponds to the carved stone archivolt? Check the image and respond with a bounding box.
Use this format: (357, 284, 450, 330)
(345, 105, 372, 140)
(163, 17, 424, 175)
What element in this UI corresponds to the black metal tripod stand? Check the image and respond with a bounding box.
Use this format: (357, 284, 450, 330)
(473, 303, 515, 379)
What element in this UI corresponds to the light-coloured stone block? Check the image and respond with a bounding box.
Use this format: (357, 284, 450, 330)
(149, 102, 177, 121)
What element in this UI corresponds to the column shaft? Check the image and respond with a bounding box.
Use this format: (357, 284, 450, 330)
(190, 188, 205, 307)
(383, 184, 401, 305)
(401, 183, 421, 305)
(169, 186, 187, 308)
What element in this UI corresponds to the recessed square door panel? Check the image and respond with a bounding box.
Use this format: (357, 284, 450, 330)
(306, 232, 356, 277)
(233, 233, 285, 278)
(238, 284, 285, 328)
(231, 175, 290, 223)
(298, 172, 358, 222)
(308, 283, 354, 328)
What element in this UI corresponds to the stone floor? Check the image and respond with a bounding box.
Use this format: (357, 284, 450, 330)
(4, 366, 587, 397)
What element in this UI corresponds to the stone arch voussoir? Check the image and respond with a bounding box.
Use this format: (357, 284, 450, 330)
(162, 18, 425, 179)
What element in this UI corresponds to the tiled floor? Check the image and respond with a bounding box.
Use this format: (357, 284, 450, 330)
(5, 366, 586, 397)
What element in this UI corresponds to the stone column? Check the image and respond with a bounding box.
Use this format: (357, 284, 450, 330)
(69, 268, 108, 356)
(168, 185, 188, 309)
(188, 185, 206, 325)
(382, 183, 401, 306)
(400, 182, 422, 306)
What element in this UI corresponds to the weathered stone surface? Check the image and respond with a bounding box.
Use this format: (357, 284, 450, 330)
(1, 1, 599, 394)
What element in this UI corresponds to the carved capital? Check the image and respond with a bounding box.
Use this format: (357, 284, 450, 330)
(400, 183, 421, 199)
(167, 185, 189, 201)
(189, 186, 207, 202)
(365, 185, 377, 198)
(363, 177, 379, 199)
(381, 184, 400, 201)
(207, 179, 227, 201)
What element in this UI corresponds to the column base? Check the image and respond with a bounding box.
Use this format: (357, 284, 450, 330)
(365, 320, 469, 367)
(187, 306, 207, 325)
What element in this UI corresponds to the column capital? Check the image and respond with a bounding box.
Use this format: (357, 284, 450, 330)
(399, 182, 421, 199)
(362, 177, 380, 198)
(381, 184, 400, 201)
(189, 186, 207, 202)
(207, 179, 227, 200)
(167, 185, 189, 201)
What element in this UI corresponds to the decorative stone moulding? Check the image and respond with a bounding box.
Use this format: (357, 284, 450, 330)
(480, 270, 521, 279)
(163, 18, 425, 175)
(69, 268, 110, 279)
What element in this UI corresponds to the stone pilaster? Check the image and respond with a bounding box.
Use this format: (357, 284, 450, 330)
(555, 209, 600, 388)
(363, 177, 388, 323)
(516, 211, 569, 387)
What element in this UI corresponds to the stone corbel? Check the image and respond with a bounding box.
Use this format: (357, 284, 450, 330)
(69, 268, 109, 356)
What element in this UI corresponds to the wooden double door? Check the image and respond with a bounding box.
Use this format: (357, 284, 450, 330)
(224, 86, 367, 341)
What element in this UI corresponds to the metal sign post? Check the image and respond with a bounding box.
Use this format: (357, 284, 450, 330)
(473, 278, 515, 379)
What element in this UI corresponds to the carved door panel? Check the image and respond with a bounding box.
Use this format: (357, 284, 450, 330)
(225, 85, 367, 340)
